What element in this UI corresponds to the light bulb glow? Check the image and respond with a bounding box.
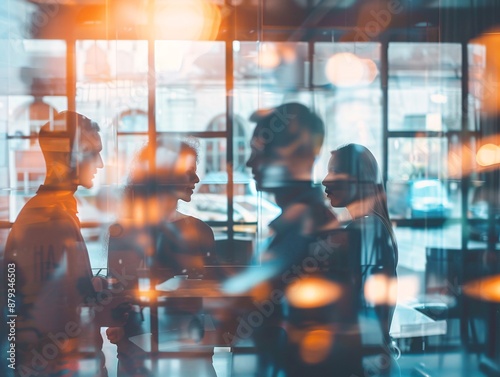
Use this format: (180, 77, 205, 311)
(286, 277, 342, 308)
(155, 0, 221, 41)
(324, 53, 378, 87)
(476, 143, 500, 167)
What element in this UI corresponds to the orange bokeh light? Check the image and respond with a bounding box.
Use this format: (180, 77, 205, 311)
(463, 275, 500, 302)
(447, 134, 500, 178)
(470, 30, 500, 116)
(136, 288, 159, 302)
(300, 329, 333, 364)
(325, 52, 364, 87)
(155, 0, 221, 41)
(476, 143, 500, 167)
(325, 53, 377, 87)
(286, 277, 342, 309)
(362, 58, 379, 83)
(257, 43, 281, 69)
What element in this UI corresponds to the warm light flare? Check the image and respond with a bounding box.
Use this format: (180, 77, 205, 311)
(136, 288, 158, 302)
(363, 58, 379, 83)
(326, 52, 363, 87)
(257, 43, 281, 69)
(470, 30, 500, 115)
(132, 198, 162, 228)
(447, 134, 500, 178)
(476, 143, 500, 167)
(364, 274, 398, 305)
(155, 0, 221, 41)
(172, 152, 196, 176)
(463, 275, 500, 302)
(396, 275, 420, 303)
(300, 329, 333, 364)
(325, 53, 377, 87)
(286, 277, 342, 309)
(156, 42, 188, 72)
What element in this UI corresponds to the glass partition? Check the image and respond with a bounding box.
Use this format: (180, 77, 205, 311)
(155, 41, 226, 132)
(388, 43, 462, 132)
(0, 4, 499, 375)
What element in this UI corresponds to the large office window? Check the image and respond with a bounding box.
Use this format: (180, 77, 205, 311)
(0, 1, 499, 375)
(1, 40, 67, 224)
(313, 42, 383, 179)
(386, 43, 462, 222)
(1, 38, 495, 262)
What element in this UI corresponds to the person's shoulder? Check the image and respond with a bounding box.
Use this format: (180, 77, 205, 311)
(355, 213, 390, 230)
(174, 214, 215, 249)
(12, 193, 47, 221)
(15, 201, 76, 231)
(181, 214, 214, 234)
(348, 214, 395, 245)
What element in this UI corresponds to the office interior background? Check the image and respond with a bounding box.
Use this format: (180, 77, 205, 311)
(0, 0, 500, 376)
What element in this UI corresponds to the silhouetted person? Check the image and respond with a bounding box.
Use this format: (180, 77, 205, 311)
(3, 111, 106, 377)
(322, 143, 399, 376)
(223, 103, 351, 376)
(106, 138, 216, 377)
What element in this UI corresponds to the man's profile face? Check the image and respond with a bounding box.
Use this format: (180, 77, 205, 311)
(246, 103, 323, 191)
(246, 126, 312, 192)
(75, 129, 103, 189)
(246, 134, 269, 192)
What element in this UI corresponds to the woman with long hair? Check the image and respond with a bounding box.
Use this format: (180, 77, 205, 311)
(117, 137, 215, 280)
(106, 137, 216, 377)
(322, 143, 399, 376)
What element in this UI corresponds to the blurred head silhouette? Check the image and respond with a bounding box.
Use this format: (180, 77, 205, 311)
(127, 138, 200, 202)
(246, 102, 324, 191)
(39, 110, 103, 189)
(124, 138, 200, 225)
(322, 144, 390, 221)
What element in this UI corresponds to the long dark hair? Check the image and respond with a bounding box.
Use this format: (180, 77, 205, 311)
(330, 144, 398, 258)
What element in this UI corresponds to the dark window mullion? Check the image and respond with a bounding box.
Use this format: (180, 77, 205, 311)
(460, 40, 470, 252)
(382, 39, 389, 185)
(226, 1, 236, 251)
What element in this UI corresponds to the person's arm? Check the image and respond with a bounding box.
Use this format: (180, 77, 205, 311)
(223, 204, 311, 294)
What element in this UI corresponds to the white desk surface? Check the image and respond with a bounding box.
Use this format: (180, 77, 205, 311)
(389, 304, 447, 339)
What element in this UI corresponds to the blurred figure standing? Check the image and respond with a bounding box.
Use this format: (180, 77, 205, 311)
(106, 138, 216, 377)
(322, 143, 399, 376)
(110, 138, 215, 281)
(3, 111, 106, 377)
(223, 103, 350, 376)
